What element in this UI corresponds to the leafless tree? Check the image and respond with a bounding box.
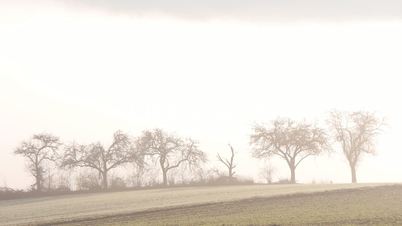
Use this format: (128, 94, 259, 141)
(61, 131, 141, 190)
(217, 144, 237, 179)
(14, 134, 61, 192)
(192, 167, 207, 183)
(76, 171, 101, 191)
(55, 172, 72, 192)
(43, 165, 55, 191)
(328, 111, 383, 183)
(251, 118, 328, 184)
(136, 129, 206, 186)
(129, 163, 145, 187)
(259, 163, 276, 184)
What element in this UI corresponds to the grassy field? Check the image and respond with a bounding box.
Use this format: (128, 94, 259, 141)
(67, 185, 402, 226)
(0, 183, 394, 226)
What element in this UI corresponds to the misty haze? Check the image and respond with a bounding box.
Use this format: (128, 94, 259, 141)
(1, 0, 402, 225)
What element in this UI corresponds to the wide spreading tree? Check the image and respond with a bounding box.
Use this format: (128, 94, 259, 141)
(251, 118, 328, 184)
(62, 131, 142, 189)
(15, 133, 62, 191)
(136, 129, 206, 186)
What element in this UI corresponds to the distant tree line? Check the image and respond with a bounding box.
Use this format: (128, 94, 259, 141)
(11, 110, 383, 193)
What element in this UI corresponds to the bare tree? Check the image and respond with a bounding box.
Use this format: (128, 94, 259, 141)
(328, 111, 383, 183)
(14, 134, 61, 192)
(216, 144, 237, 179)
(129, 163, 145, 187)
(55, 172, 72, 192)
(43, 165, 55, 191)
(136, 129, 206, 186)
(251, 118, 327, 184)
(62, 131, 141, 190)
(76, 171, 101, 191)
(259, 163, 275, 184)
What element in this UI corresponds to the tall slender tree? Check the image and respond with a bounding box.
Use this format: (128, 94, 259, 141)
(251, 118, 327, 184)
(14, 133, 61, 191)
(217, 144, 237, 179)
(328, 111, 383, 183)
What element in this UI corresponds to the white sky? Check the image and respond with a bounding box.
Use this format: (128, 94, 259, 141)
(1, 1, 402, 189)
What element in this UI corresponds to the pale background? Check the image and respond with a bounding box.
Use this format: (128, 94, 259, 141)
(1, 0, 401, 189)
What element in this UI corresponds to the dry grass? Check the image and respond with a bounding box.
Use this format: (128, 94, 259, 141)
(67, 185, 402, 226)
(0, 183, 389, 225)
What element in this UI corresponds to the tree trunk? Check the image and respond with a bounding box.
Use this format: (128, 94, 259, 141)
(162, 169, 168, 186)
(102, 171, 108, 190)
(36, 175, 41, 192)
(35, 164, 42, 192)
(350, 164, 357, 183)
(160, 157, 168, 186)
(290, 166, 296, 184)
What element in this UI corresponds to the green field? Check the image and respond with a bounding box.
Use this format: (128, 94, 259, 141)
(0, 183, 398, 226)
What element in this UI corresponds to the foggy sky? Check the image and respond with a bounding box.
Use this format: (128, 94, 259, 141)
(63, 0, 402, 21)
(1, 1, 402, 189)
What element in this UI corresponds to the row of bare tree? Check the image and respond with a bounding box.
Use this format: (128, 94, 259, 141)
(14, 110, 383, 191)
(14, 129, 206, 191)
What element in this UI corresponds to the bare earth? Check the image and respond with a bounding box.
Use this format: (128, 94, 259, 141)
(0, 183, 396, 226)
(64, 185, 402, 226)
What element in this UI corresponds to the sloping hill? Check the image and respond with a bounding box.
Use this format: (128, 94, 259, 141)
(65, 185, 402, 226)
(0, 184, 387, 225)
